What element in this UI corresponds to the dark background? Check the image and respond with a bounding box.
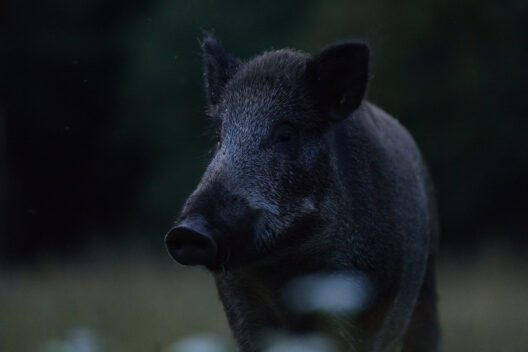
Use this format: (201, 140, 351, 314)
(1, 0, 526, 264)
(1, 1, 527, 351)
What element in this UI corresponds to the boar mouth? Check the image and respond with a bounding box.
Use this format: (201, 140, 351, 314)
(206, 237, 256, 273)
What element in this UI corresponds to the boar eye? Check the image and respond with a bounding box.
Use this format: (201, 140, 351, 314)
(273, 124, 297, 145)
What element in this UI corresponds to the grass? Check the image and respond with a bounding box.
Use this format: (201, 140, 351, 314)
(0, 246, 527, 351)
(439, 247, 528, 352)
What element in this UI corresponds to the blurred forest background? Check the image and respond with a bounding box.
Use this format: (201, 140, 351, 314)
(0, 0, 527, 351)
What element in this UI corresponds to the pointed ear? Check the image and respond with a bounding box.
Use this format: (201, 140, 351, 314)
(307, 41, 370, 121)
(201, 32, 241, 106)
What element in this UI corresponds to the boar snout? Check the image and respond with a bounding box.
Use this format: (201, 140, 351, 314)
(165, 216, 217, 266)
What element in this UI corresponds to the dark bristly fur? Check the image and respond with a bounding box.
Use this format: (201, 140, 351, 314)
(165, 33, 440, 352)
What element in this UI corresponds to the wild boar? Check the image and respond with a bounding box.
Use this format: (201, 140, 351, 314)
(165, 34, 440, 352)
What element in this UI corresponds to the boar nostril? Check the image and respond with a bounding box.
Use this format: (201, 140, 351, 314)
(165, 217, 217, 266)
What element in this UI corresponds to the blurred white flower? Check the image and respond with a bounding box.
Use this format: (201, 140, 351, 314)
(282, 272, 372, 315)
(39, 327, 103, 352)
(168, 333, 229, 352)
(263, 333, 337, 352)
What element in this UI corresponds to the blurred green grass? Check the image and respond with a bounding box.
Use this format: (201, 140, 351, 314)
(1, 246, 527, 352)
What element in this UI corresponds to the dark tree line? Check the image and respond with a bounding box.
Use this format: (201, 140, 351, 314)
(1, 0, 526, 263)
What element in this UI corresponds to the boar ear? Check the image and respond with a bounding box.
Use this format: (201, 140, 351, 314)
(201, 32, 241, 106)
(307, 41, 370, 121)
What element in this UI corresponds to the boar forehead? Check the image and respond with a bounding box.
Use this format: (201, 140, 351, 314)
(219, 50, 312, 131)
